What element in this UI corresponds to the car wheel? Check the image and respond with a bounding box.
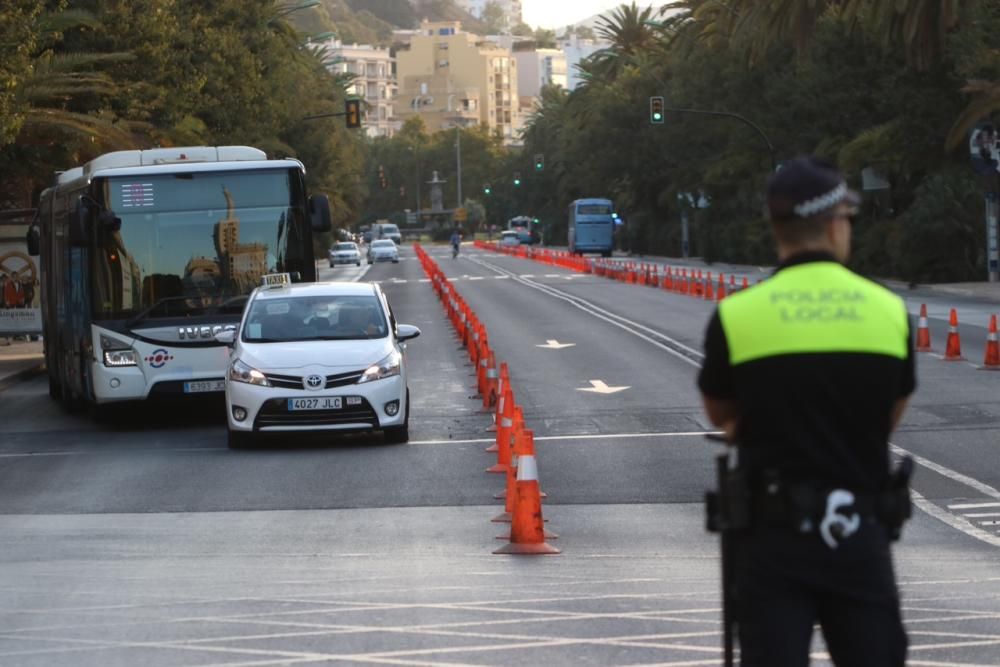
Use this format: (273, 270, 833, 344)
(383, 391, 409, 444)
(356, 261, 361, 266)
(227, 428, 253, 450)
(329, 261, 334, 268)
(368, 259, 373, 265)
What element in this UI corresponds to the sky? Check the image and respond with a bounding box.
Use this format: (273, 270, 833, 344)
(521, 0, 667, 30)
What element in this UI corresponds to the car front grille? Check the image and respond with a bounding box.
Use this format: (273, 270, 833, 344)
(253, 397, 378, 429)
(263, 370, 365, 390)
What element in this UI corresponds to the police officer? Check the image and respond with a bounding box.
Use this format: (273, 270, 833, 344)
(698, 156, 914, 666)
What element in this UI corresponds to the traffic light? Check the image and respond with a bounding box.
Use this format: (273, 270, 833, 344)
(534, 153, 544, 171)
(513, 172, 521, 186)
(377, 165, 388, 189)
(345, 99, 361, 128)
(649, 96, 664, 124)
(483, 183, 492, 195)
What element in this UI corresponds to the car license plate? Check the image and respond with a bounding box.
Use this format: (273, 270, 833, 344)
(287, 397, 342, 411)
(183, 379, 225, 393)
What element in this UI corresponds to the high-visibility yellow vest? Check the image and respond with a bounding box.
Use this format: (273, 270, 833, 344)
(719, 261, 909, 365)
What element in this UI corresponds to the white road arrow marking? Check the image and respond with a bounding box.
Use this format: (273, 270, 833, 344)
(578, 379, 629, 394)
(537, 339, 576, 350)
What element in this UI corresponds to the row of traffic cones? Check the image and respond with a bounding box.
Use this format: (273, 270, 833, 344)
(414, 243, 560, 555)
(473, 240, 750, 303)
(914, 303, 999, 369)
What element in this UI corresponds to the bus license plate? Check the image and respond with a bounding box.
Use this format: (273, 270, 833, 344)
(288, 397, 342, 411)
(183, 380, 225, 393)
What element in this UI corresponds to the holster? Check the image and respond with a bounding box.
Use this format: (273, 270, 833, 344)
(706, 458, 750, 534)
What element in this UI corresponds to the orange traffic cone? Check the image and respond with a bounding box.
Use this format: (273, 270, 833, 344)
(983, 314, 1000, 370)
(488, 404, 521, 473)
(704, 272, 714, 301)
(487, 362, 509, 432)
(494, 454, 560, 555)
(944, 308, 965, 361)
(487, 387, 514, 455)
(915, 304, 932, 352)
(481, 352, 499, 409)
(716, 273, 727, 301)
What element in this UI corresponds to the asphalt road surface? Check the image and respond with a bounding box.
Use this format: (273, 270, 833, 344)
(1, 243, 999, 666)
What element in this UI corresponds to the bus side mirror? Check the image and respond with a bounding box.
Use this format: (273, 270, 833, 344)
(69, 196, 90, 247)
(26, 226, 40, 256)
(97, 210, 121, 233)
(310, 194, 332, 232)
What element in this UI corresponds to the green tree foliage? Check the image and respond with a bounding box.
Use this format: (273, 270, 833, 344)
(496, 1, 1000, 281)
(0, 0, 365, 227)
(0, 1, 44, 145)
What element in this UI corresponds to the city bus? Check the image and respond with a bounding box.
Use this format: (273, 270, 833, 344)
(568, 198, 615, 257)
(508, 215, 534, 244)
(27, 146, 332, 413)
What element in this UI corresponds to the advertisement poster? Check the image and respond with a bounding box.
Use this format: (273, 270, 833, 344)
(0, 223, 42, 335)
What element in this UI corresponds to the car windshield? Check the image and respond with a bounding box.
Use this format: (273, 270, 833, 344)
(334, 243, 356, 251)
(242, 294, 388, 342)
(372, 240, 394, 248)
(382, 225, 398, 233)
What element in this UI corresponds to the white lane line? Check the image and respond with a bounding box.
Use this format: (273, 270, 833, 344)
(962, 512, 1000, 518)
(408, 431, 720, 445)
(909, 489, 1000, 548)
(949, 502, 1000, 509)
(467, 276, 484, 281)
(494, 276, 510, 280)
(892, 445, 1000, 501)
(469, 256, 702, 368)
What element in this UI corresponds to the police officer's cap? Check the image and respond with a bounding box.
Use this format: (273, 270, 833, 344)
(767, 156, 860, 223)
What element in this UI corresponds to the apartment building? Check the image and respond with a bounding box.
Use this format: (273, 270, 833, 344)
(513, 47, 568, 98)
(395, 21, 520, 143)
(559, 34, 606, 91)
(319, 39, 397, 138)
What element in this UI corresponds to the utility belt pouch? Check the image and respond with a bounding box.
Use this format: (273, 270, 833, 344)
(878, 455, 914, 541)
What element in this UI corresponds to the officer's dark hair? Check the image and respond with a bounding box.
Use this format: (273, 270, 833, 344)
(770, 214, 829, 246)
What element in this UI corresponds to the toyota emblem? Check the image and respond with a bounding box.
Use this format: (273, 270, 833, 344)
(304, 374, 324, 390)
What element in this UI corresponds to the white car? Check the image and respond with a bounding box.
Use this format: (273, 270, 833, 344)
(328, 241, 362, 267)
(499, 230, 520, 247)
(217, 276, 420, 448)
(367, 239, 399, 264)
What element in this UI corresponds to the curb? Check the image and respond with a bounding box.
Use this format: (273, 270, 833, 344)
(0, 362, 45, 394)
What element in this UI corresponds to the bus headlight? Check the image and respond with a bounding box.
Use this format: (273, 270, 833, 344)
(100, 333, 137, 367)
(103, 349, 138, 367)
(357, 351, 401, 384)
(230, 359, 271, 387)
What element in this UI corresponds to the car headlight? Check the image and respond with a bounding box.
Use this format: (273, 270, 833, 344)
(229, 358, 271, 387)
(357, 350, 401, 384)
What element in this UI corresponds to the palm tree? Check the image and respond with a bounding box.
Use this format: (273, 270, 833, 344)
(588, 2, 660, 82)
(946, 80, 1000, 152)
(11, 9, 137, 150)
(664, 0, 967, 70)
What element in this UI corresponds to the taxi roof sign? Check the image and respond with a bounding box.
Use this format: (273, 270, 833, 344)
(261, 273, 292, 288)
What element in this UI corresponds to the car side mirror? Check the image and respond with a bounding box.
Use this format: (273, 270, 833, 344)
(214, 330, 237, 346)
(397, 324, 421, 341)
(97, 209, 122, 233)
(309, 194, 332, 232)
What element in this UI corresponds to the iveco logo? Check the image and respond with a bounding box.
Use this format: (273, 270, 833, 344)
(304, 374, 324, 390)
(178, 324, 237, 340)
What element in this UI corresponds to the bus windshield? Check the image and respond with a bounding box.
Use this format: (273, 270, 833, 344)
(91, 169, 308, 320)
